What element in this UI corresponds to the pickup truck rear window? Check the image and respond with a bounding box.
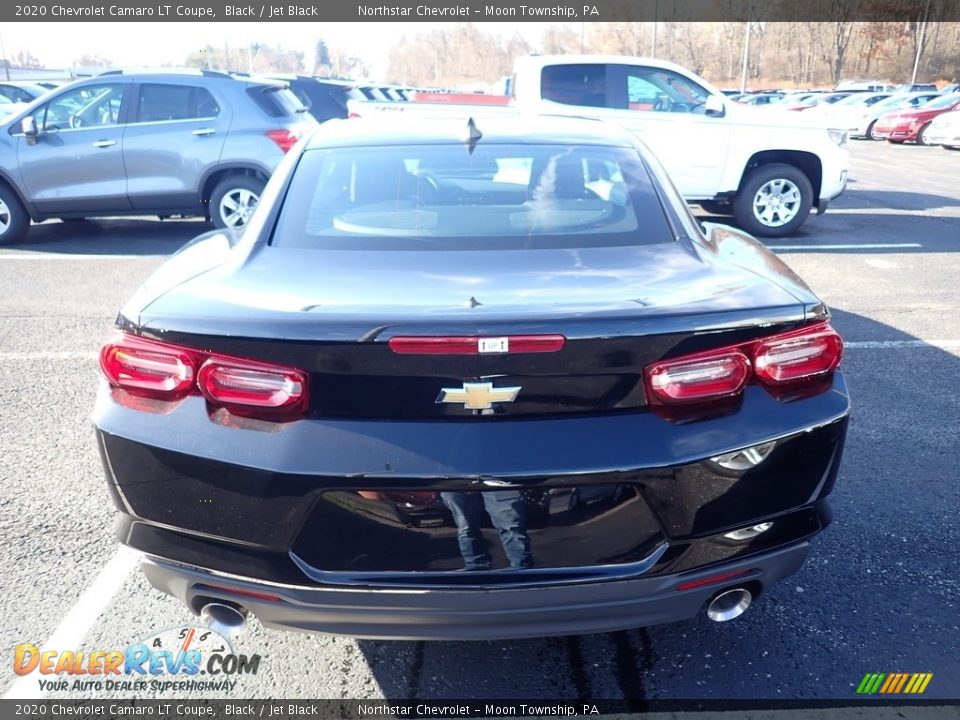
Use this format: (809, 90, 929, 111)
(272, 143, 675, 251)
(541, 65, 608, 108)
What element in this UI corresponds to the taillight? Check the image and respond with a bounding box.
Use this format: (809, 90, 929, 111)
(198, 359, 307, 414)
(99, 334, 309, 422)
(99, 336, 197, 399)
(645, 352, 750, 404)
(643, 322, 842, 406)
(753, 326, 843, 385)
(265, 129, 298, 153)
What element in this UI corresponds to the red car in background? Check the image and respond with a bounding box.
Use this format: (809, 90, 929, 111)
(873, 94, 960, 144)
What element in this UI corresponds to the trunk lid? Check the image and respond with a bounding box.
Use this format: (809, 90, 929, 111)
(137, 240, 807, 419)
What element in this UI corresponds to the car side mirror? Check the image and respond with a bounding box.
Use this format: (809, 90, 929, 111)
(704, 95, 726, 118)
(21, 116, 39, 145)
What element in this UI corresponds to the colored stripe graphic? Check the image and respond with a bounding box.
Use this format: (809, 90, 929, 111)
(879, 674, 897, 693)
(856, 673, 932, 694)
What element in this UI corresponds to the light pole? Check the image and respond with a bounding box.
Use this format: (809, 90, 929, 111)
(0, 31, 10, 81)
(739, 21, 751, 93)
(911, 21, 927, 85)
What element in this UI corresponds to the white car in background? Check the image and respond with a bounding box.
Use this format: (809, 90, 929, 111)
(923, 107, 960, 149)
(814, 91, 891, 115)
(841, 92, 940, 139)
(0, 95, 28, 119)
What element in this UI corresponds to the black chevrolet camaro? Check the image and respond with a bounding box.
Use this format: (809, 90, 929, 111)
(94, 116, 849, 640)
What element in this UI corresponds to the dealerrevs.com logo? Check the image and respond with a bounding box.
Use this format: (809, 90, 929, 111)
(13, 626, 260, 693)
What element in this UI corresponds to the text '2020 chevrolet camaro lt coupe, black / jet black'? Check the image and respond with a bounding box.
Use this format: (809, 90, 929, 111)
(94, 115, 849, 640)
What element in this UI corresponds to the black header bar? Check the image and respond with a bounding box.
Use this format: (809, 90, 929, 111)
(4, 0, 960, 23)
(1, 698, 958, 720)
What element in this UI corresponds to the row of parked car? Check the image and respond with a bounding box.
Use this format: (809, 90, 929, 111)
(0, 56, 855, 244)
(727, 86, 960, 148)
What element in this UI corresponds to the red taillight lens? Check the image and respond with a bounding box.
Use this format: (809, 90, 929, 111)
(676, 569, 752, 592)
(100, 334, 309, 422)
(753, 327, 843, 385)
(265, 129, 297, 153)
(99, 337, 198, 399)
(643, 322, 843, 407)
(645, 352, 750, 404)
(198, 360, 307, 413)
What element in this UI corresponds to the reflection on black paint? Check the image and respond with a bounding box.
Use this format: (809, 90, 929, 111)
(296, 484, 661, 575)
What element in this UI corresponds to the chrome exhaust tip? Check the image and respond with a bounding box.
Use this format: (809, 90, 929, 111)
(199, 601, 249, 638)
(706, 588, 753, 622)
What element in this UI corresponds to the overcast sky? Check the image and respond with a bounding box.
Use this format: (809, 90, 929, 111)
(3, 22, 570, 78)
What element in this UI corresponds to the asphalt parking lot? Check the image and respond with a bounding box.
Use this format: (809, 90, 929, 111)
(0, 140, 958, 710)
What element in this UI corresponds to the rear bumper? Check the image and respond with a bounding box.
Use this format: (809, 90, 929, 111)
(140, 541, 811, 640)
(924, 131, 960, 146)
(97, 373, 848, 637)
(874, 125, 917, 141)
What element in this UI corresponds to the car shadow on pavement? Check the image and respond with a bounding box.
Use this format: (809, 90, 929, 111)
(351, 308, 960, 702)
(694, 204, 959, 254)
(11, 217, 209, 255)
(829, 188, 960, 212)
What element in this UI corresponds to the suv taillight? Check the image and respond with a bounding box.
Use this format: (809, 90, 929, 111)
(265, 129, 298, 153)
(644, 323, 843, 406)
(99, 334, 308, 421)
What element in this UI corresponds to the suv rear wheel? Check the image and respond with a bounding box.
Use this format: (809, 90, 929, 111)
(0, 186, 29, 245)
(733, 163, 813, 238)
(211, 176, 266, 230)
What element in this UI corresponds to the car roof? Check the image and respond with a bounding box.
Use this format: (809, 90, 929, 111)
(304, 115, 638, 150)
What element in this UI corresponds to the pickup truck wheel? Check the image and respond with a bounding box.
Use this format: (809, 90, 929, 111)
(0, 187, 29, 245)
(733, 164, 813, 238)
(211, 176, 265, 230)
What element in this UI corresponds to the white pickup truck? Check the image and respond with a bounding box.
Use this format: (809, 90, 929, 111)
(348, 55, 850, 237)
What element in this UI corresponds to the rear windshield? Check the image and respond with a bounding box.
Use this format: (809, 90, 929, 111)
(247, 85, 307, 118)
(272, 143, 674, 251)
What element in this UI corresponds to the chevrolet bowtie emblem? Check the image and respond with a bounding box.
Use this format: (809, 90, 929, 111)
(437, 382, 521, 411)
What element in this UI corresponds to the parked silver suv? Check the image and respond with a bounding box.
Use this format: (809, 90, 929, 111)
(0, 69, 316, 244)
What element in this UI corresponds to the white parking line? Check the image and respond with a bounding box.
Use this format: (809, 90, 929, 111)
(768, 243, 922, 250)
(3, 546, 140, 700)
(845, 340, 960, 349)
(0, 351, 98, 360)
(0, 254, 165, 260)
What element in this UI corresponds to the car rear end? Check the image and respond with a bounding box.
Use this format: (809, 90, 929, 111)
(221, 78, 318, 173)
(94, 118, 849, 639)
(872, 111, 908, 140)
(925, 111, 960, 148)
